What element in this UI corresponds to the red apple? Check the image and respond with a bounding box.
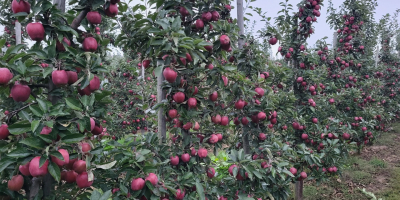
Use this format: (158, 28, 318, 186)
(73, 160, 86, 174)
(181, 153, 190, 163)
(197, 148, 207, 158)
(168, 109, 178, 118)
(40, 126, 52, 135)
(195, 19, 204, 30)
(289, 167, 297, 175)
(209, 134, 219, 144)
(76, 172, 93, 188)
(64, 170, 78, 183)
(187, 98, 197, 109)
(11, 0, 31, 14)
(26, 23, 45, 41)
(7, 175, 24, 191)
(207, 167, 215, 178)
(51, 149, 69, 167)
(163, 67, 177, 83)
(11, 83, 31, 102)
(269, 37, 278, 45)
(19, 161, 31, 176)
(220, 116, 229, 126)
(173, 92, 185, 103)
(131, 178, 145, 191)
(89, 75, 100, 91)
(170, 155, 179, 166)
(56, 37, 71, 51)
(105, 3, 118, 17)
(255, 87, 264, 98)
(0, 68, 13, 85)
(52, 70, 69, 86)
(145, 173, 158, 186)
(82, 37, 98, 52)
(66, 71, 78, 84)
(209, 91, 218, 101)
(87, 11, 102, 24)
(258, 133, 266, 141)
(175, 189, 185, 200)
(0, 124, 10, 140)
(29, 156, 49, 177)
(235, 99, 245, 109)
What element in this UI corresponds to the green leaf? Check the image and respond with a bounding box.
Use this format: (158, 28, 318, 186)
(0, 157, 15, 172)
(7, 147, 32, 158)
(48, 162, 61, 183)
(62, 134, 85, 144)
(0, 39, 6, 47)
(37, 98, 50, 112)
(20, 138, 46, 149)
(30, 105, 44, 117)
(96, 161, 117, 169)
(65, 97, 82, 111)
(90, 190, 102, 200)
(223, 65, 237, 71)
(195, 179, 205, 200)
(8, 120, 31, 135)
(99, 190, 112, 200)
(31, 120, 40, 133)
(50, 151, 64, 161)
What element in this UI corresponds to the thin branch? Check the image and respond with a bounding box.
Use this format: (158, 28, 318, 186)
(71, 8, 90, 30)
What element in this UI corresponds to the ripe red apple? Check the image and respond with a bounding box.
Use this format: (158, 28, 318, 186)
(301, 134, 308, 140)
(0, 124, 10, 140)
(228, 164, 237, 175)
(258, 133, 266, 141)
(175, 189, 185, 200)
(179, 6, 189, 16)
(255, 87, 264, 98)
(220, 116, 229, 126)
(222, 75, 228, 86)
(145, 173, 158, 186)
(82, 37, 98, 52)
(201, 12, 212, 22)
(19, 161, 31, 176)
(7, 175, 24, 191)
(29, 156, 49, 177)
(91, 123, 103, 135)
(220, 35, 230, 46)
(63, 170, 78, 183)
(257, 112, 266, 121)
(12, 0, 31, 13)
(163, 67, 177, 83)
(207, 167, 215, 178)
(187, 98, 197, 109)
(168, 109, 178, 118)
(11, 83, 31, 102)
(197, 148, 207, 158)
(51, 149, 69, 167)
(105, 3, 118, 17)
(209, 134, 219, 144)
(212, 115, 222, 124)
(87, 11, 102, 24)
(312, 118, 318, 124)
(289, 167, 297, 175)
(235, 99, 245, 109)
(209, 91, 218, 101)
(170, 155, 179, 166)
(52, 70, 69, 86)
(216, 133, 223, 141)
(73, 160, 86, 174)
(65, 71, 78, 85)
(76, 172, 93, 188)
(195, 19, 204, 30)
(181, 153, 190, 163)
(56, 37, 71, 51)
(269, 37, 278, 45)
(0, 68, 13, 85)
(173, 92, 185, 103)
(211, 11, 220, 21)
(89, 75, 100, 91)
(205, 42, 213, 52)
(26, 23, 45, 41)
(193, 122, 200, 130)
(40, 126, 52, 135)
(131, 178, 145, 191)
(300, 172, 307, 180)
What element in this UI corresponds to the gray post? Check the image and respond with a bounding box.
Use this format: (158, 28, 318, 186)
(157, 68, 166, 143)
(237, 0, 245, 49)
(15, 21, 21, 45)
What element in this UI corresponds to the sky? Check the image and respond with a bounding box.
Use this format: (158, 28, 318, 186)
(229, 0, 400, 58)
(1, 0, 399, 56)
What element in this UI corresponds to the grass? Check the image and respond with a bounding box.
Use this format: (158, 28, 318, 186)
(298, 123, 400, 200)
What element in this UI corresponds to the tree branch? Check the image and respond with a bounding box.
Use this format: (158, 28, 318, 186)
(71, 8, 90, 30)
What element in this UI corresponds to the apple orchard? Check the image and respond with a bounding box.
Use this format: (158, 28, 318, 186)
(0, 0, 399, 199)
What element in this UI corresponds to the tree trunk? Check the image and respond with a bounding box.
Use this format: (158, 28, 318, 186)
(237, 0, 245, 49)
(295, 180, 304, 200)
(29, 177, 41, 200)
